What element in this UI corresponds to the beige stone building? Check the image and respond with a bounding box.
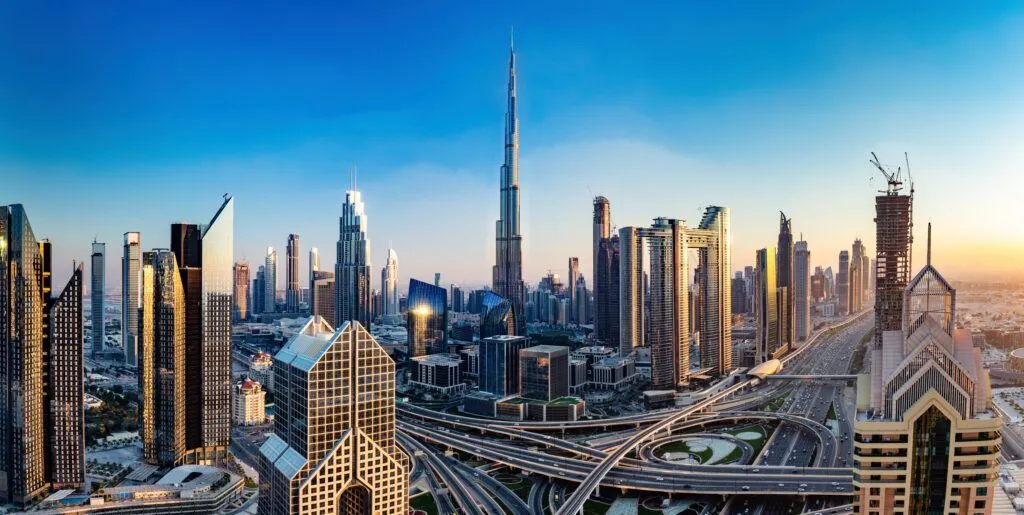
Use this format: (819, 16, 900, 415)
(233, 379, 266, 426)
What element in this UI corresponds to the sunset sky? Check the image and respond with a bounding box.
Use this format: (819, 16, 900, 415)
(3, 1, 1023, 290)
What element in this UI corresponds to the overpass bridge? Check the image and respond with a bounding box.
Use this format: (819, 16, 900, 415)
(765, 374, 857, 381)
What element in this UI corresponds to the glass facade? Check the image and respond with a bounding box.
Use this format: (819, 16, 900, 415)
(479, 335, 527, 397)
(90, 240, 105, 356)
(910, 406, 951, 514)
(199, 197, 233, 459)
(481, 291, 516, 339)
(122, 232, 141, 367)
(755, 247, 778, 363)
(407, 278, 448, 357)
(520, 345, 569, 401)
(45, 263, 85, 489)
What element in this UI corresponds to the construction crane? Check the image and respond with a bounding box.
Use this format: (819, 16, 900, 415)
(870, 152, 904, 195)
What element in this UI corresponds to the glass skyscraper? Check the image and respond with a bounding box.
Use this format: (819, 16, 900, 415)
(336, 188, 372, 328)
(520, 345, 569, 401)
(286, 233, 299, 312)
(90, 239, 105, 356)
(480, 291, 516, 340)
(479, 335, 527, 397)
(755, 246, 778, 363)
(406, 278, 448, 357)
(122, 232, 141, 367)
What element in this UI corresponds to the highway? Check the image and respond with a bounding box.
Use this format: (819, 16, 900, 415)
(397, 431, 489, 515)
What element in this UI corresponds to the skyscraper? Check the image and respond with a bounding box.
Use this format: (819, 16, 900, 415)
(336, 187, 372, 328)
(480, 291, 516, 339)
(755, 247, 778, 363)
(310, 271, 336, 327)
(90, 239, 105, 356)
(308, 247, 319, 282)
(520, 345, 569, 401)
(286, 233, 299, 312)
(837, 251, 850, 316)
(407, 278, 448, 357)
(147, 197, 233, 466)
(574, 275, 588, 326)
(731, 273, 746, 314)
(451, 284, 464, 313)
(252, 265, 265, 317)
(567, 257, 579, 323)
(122, 232, 141, 366)
(492, 42, 526, 337)
(1, 209, 87, 504)
(618, 227, 643, 357)
(854, 223, 999, 514)
(644, 218, 688, 389)
(258, 318, 407, 514)
(873, 157, 914, 347)
(264, 247, 277, 314)
(794, 240, 810, 342)
(381, 247, 399, 317)
(139, 249, 186, 466)
(593, 196, 617, 346)
(776, 212, 794, 352)
(233, 261, 250, 322)
(850, 238, 864, 313)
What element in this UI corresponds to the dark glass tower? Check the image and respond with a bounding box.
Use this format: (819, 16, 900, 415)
(480, 291, 516, 339)
(406, 278, 448, 357)
(776, 212, 794, 352)
(44, 263, 85, 490)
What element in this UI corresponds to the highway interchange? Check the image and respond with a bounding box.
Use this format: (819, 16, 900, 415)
(398, 311, 873, 514)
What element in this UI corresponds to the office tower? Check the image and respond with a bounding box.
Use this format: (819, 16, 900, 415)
(252, 266, 265, 316)
(873, 160, 914, 347)
(824, 266, 834, 299)
(644, 218, 688, 389)
(233, 262, 250, 322)
(618, 226, 643, 357)
(520, 345, 569, 401)
(692, 206, 732, 375)
(743, 266, 755, 315)
(574, 276, 588, 326)
(381, 247, 399, 317)
(480, 291, 516, 339)
(286, 234, 299, 312)
(850, 238, 864, 312)
(567, 257, 579, 323)
(90, 239, 105, 356)
(264, 247, 277, 314)
(1, 210, 88, 504)
(861, 254, 870, 301)
(810, 266, 825, 302)
(308, 247, 319, 282)
(491, 42, 526, 338)
(731, 273, 746, 314)
(776, 213, 794, 353)
(122, 232, 141, 366)
(854, 225, 999, 514)
(336, 187, 372, 328)
(163, 197, 233, 465)
(451, 285, 464, 313)
(593, 196, 619, 347)
(139, 250, 186, 466)
(310, 271, 336, 327)
(371, 288, 382, 320)
(479, 335, 528, 397)
(45, 261, 85, 491)
(407, 278, 448, 357)
(794, 240, 810, 342)
(433, 272, 440, 287)
(258, 318, 407, 515)
(755, 247, 778, 363)
(837, 251, 850, 316)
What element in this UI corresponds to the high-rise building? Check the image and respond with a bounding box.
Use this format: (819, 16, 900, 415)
(837, 251, 850, 316)
(149, 197, 233, 466)
(308, 247, 319, 283)
(139, 250, 186, 466)
(258, 318, 407, 514)
(593, 196, 618, 347)
(233, 379, 266, 426)
(755, 247, 778, 363)
(264, 247, 277, 314)
(861, 254, 870, 303)
(873, 162, 914, 347)
(381, 247, 399, 317)
(480, 291, 517, 339)
(794, 240, 810, 342)
(310, 271, 335, 327)
(567, 257, 579, 323)
(407, 279, 448, 357)
(286, 233, 300, 312)
(252, 265, 265, 316)
(693, 206, 732, 375)
(574, 275, 588, 326)
(810, 266, 825, 302)
(371, 288, 382, 320)
(233, 261, 250, 322)
(731, 273, 746, 314)
(336, 188, 372, 328)
(122, 232, 141, 367)
(90, 239, 105, 356)
(618, 227, 643, 357)
(850, 238, 864, 313)
(479, 335, 528, 397)
(450, 284, 464, 313)
(776, 213, 794, 352)
(44, 260, 85, 492)
(643, 218, 688, 389)
(520, 345, 569, 401)
(492, 43, 526, 337)
(854, 223, 999, 514)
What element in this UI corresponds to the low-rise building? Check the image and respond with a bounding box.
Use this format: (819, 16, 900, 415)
(571, 345, 615, 366)
(591, 356, 637, 391)
(569, 357, 587, 394)
(233, 379, 266, 426)
(410, 354, 464, 395)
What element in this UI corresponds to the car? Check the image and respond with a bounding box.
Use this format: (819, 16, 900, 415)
(800, 483, 807, 487)
(778, 483, 785, 487)
(752, 468, 760, 473)
(831, 481, 839, 486)
(741, 485, 750, 491)
(656, 477, 664, 481)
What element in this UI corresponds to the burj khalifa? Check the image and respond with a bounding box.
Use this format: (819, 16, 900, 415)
(492, 39, 526, 336)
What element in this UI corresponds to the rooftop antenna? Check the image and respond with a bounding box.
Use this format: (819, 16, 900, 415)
(926, 222, 932, 266)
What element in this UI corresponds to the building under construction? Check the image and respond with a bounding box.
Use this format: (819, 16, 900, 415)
(871, 152, 913, 348)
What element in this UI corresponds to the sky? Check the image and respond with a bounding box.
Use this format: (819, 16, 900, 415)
(2, 1, 1023, 293)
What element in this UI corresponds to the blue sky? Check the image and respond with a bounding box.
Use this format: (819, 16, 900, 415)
(3, 1, 1023, 290)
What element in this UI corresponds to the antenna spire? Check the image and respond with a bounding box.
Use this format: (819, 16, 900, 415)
(926, 222, 932, 266)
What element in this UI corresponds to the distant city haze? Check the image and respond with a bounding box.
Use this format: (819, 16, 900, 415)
(4, 3, 1023, 288)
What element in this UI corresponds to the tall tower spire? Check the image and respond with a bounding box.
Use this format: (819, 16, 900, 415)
(493, 34, 525, 336)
